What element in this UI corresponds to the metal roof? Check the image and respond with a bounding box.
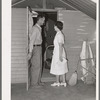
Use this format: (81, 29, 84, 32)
(12, 0, 96, 19)
(64, 0, 96, 19)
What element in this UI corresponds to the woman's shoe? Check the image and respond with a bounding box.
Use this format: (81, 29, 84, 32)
(51, 82, 60, 87)
(60, 82, 67, 87)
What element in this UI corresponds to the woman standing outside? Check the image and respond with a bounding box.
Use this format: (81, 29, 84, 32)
(50, 21, 68, 87)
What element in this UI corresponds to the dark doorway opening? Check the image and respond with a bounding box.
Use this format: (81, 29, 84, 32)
(32, 10, 57, 82)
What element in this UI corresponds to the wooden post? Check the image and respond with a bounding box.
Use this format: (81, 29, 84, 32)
(43, 0, 46, 9)
(26, 6, 29, 91)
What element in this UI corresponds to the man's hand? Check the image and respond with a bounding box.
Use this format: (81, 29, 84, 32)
(28, 52, 32, 60)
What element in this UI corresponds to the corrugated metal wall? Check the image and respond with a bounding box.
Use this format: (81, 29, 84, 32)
(11, 8, 28, 83)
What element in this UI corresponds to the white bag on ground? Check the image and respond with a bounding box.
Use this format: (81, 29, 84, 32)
(68, 71, 78, 86)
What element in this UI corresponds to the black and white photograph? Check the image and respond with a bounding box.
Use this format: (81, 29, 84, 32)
(2, 0, 99, 100)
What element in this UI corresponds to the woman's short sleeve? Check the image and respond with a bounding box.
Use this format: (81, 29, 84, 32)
(57, 33, 64, 44)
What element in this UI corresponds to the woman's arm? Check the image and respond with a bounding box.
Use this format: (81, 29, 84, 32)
(59, 43, 63, 61)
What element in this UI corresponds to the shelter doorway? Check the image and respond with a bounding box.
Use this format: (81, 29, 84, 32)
(28, 8, 57, 85)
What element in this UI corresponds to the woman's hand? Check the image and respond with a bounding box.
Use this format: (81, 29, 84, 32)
(59, 57, 63, 62)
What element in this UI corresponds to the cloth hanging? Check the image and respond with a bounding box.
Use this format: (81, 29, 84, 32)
(88, 44, 95, 66)
(88, 44, 96, 79)
(29, 10, 33, 38)
(80, 41, 88, 81)
(80, 41, 96, 84)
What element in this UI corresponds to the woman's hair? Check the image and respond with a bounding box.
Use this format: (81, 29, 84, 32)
(55, 21, 63, 30)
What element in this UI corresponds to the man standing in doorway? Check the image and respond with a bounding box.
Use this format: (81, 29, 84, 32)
(28, 14, 45, 87)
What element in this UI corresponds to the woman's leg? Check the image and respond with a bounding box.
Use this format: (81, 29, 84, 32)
(62, 74, 66, 83)
(51, 75, 60, 86)
(60, 74, 67, 87)
(56, 75, 60, 83)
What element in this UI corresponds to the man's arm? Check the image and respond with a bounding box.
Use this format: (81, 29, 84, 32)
(28, 27, 37, 60)
(29, 27, 37, 53)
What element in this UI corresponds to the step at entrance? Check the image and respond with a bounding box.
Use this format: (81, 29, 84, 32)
(41, 68, 55, 82)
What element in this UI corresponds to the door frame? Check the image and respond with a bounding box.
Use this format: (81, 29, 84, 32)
(26, 7, 58, 90)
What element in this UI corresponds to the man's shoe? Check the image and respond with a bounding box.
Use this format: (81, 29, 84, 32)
(38, 82, 45, 86)
(31, 84, 43, 88)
